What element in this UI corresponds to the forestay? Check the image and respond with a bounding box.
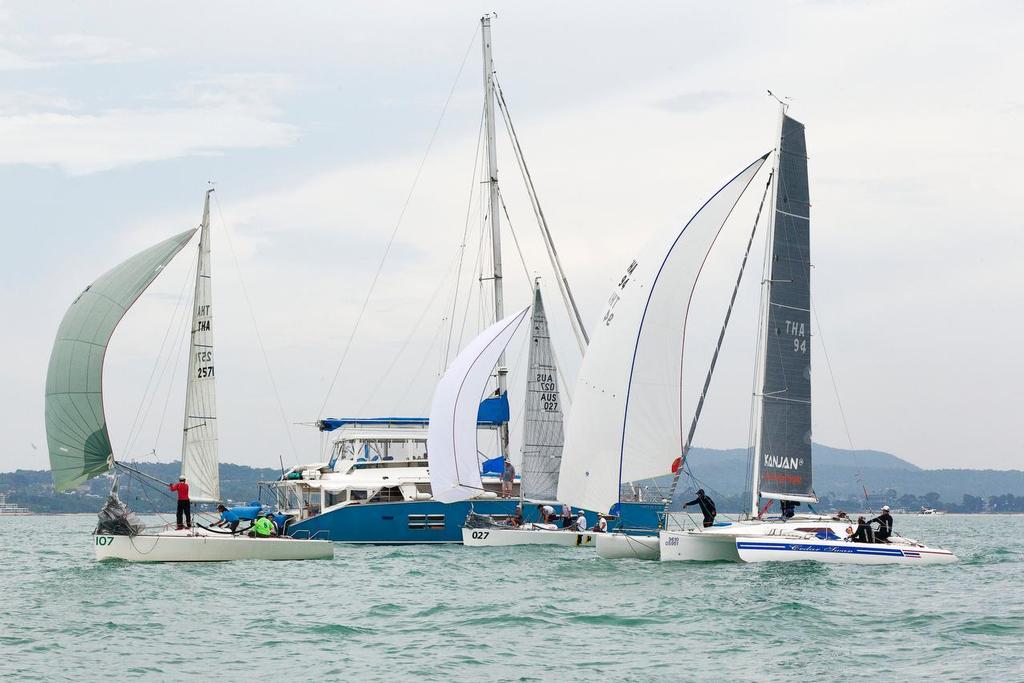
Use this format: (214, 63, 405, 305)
(427, 307, 530, 504)
(557, 155, 769, 515)
(180, 191, 220, 502)
(757, 115, 814, 502)
(520, 286, 563, 501)
(46, 229, 197, 491)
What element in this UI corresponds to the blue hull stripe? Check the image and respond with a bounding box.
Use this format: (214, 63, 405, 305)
(737, 542, 906, 557)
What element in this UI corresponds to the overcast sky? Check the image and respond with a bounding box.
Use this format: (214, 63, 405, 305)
(2, 1, 1022, 475)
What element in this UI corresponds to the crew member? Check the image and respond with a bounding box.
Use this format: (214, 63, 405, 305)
(780, 499, 799, 520)
(537, 504, 555, 524)
(560, 503, 573, 528)
(212, 504, 241, 533)
(575, 511, 588, 532)
(868, 505, 894, 543)
(848, 516, 873, 543)
(683, 489, 717, 528)
(250, 514, 275, 538)
(593, 514, 608, 533)
(500, 459, 516, 499)
(509, 505, 523, 527)
(169, 475, 191, 529)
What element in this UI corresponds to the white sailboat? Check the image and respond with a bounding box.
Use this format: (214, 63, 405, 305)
(45, 190, 332, 562)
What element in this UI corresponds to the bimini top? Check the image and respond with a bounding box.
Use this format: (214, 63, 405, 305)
(318, 393, 510, 432)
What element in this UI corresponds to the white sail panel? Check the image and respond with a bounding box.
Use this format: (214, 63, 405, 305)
(427, 307, 530, 504)
(180, 191, 219, 502)
(557, 155, 768, 515)
(521, 286, 563, 501)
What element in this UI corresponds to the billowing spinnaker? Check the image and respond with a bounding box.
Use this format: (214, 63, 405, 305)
(180, 191, 219, 502)
(46, 229, 197, 491)
(557, 155, 768, 515)
(758, 115, 814, 502)
(521, 286, 564, 501)
(427, 307, 530, 504)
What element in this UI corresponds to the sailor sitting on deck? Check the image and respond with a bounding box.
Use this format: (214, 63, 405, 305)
(683, 489, 717, 528)
(780, 499, 799, 520)
(592, 514, 608, 533)
(249, 514, 276, 538)
(509, 505, 523, 527)
(847, 516, 874, 543)
(867, 506, 894, 543)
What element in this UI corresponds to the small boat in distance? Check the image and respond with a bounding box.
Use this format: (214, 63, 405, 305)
(0, 493, 32, 516)
(45, 190, 332, 562)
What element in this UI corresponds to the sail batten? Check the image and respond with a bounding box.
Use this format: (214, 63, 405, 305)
(46, 229, 197, 491)
(179, 192, 220, 502)
(520, 287, 563, 501)
(757, 114, 814, 503)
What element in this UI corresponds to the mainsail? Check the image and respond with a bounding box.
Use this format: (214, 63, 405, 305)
(557, 155, 769, 515)
(520, 286, 563, 501)
(427, 307, 530, 504)
(756, 114, 814, 503)
(46, 229, 197, 491)
(180, 190, 219, 502)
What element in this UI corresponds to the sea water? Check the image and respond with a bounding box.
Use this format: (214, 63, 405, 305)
(1, 514, 1020, 681)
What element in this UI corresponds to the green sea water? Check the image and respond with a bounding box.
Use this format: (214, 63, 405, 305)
(1, 514, 1021, 681)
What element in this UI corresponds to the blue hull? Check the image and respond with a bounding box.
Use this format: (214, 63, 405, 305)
(289, 500, 661, 544)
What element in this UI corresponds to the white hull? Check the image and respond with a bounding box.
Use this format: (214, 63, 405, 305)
(595, 531, 660, 560)
(462, 527, 597, 547)
(735, 536, 957, 565)
(94, 531, 334, 562)
(659, 518, 860, 563)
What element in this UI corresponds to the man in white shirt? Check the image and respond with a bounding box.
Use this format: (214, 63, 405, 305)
(575, 511, 588, 532)
(594, 514, 608, 533)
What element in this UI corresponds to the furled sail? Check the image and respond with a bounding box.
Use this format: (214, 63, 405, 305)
(46, 229, 197, 491)
(520, 285, 563, 501)
(180, 191, 219, 502)
(427, 307, 530, 504)
(757, 115, 814, 502)
(557, 155, 769, 515)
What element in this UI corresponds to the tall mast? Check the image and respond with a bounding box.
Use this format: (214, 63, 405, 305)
(749, 101, 787, 517)
(481, 14, 509, 458)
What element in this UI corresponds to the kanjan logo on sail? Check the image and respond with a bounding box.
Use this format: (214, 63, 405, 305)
(763, 453, 804, 470)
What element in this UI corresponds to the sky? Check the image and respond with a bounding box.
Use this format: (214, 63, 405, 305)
(2, 1, 1022, 474)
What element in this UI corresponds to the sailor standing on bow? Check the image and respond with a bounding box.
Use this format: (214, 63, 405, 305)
(683, 489, 717, 528)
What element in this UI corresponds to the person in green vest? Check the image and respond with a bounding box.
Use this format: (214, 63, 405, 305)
(249, 513, 275, 538)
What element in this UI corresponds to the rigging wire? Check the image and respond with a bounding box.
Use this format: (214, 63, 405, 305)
(493, 75, 590, 353)
(316, 25, 480, 420)
(212, 193, 298, 462)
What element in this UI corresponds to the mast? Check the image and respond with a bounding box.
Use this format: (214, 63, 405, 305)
(750, 101, 786, 518)
(481, 14, 510, 460)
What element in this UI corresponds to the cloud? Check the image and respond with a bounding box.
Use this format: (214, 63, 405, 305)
(0, 32, 159, 69)
(0, 74, 299, 174)
(658, 90, 742, 113)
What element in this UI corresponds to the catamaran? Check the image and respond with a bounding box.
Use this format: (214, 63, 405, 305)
(45, 190, 332, 562)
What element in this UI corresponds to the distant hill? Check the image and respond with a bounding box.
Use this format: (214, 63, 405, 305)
(2, 445, 1023, 513)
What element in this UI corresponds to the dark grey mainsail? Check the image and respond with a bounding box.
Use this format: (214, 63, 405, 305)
(521, 285, 563, 500)
(757, 114, 814, 502)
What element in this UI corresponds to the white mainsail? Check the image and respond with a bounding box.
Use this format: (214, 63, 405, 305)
(427, 307, 530, 504)
(180, 190, 219, 502)
(557, 155, 769, 515)
(520, 285, 563, 501)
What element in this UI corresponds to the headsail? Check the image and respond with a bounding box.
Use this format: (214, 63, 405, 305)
(520, 285, 563, 501)
(180, 190, 219, 502)
(557, 155, 769, 515)
(46, 229, 197, 491)
(756, 114, 814, 503)
(427, 307, 530, 504)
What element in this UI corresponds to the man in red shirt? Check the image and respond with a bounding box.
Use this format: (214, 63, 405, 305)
(169, 476, 191, 530)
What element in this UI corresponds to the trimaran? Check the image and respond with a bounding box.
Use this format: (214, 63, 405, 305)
(45, 190, 332, 562)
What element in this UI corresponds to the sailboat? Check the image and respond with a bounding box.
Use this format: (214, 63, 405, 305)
(554, 104, 955, 565)
(457, 285, 598, 547)
(45, 190, 333, 562)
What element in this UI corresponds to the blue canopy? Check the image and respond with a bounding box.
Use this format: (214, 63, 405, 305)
(481, 455, 504, 476)
(319, 393, 510, 432)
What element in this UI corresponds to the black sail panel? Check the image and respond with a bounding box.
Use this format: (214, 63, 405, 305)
(759, 114, 813, 501)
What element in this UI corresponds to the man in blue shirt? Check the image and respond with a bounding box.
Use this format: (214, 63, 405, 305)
(212, 504, 242, 533)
